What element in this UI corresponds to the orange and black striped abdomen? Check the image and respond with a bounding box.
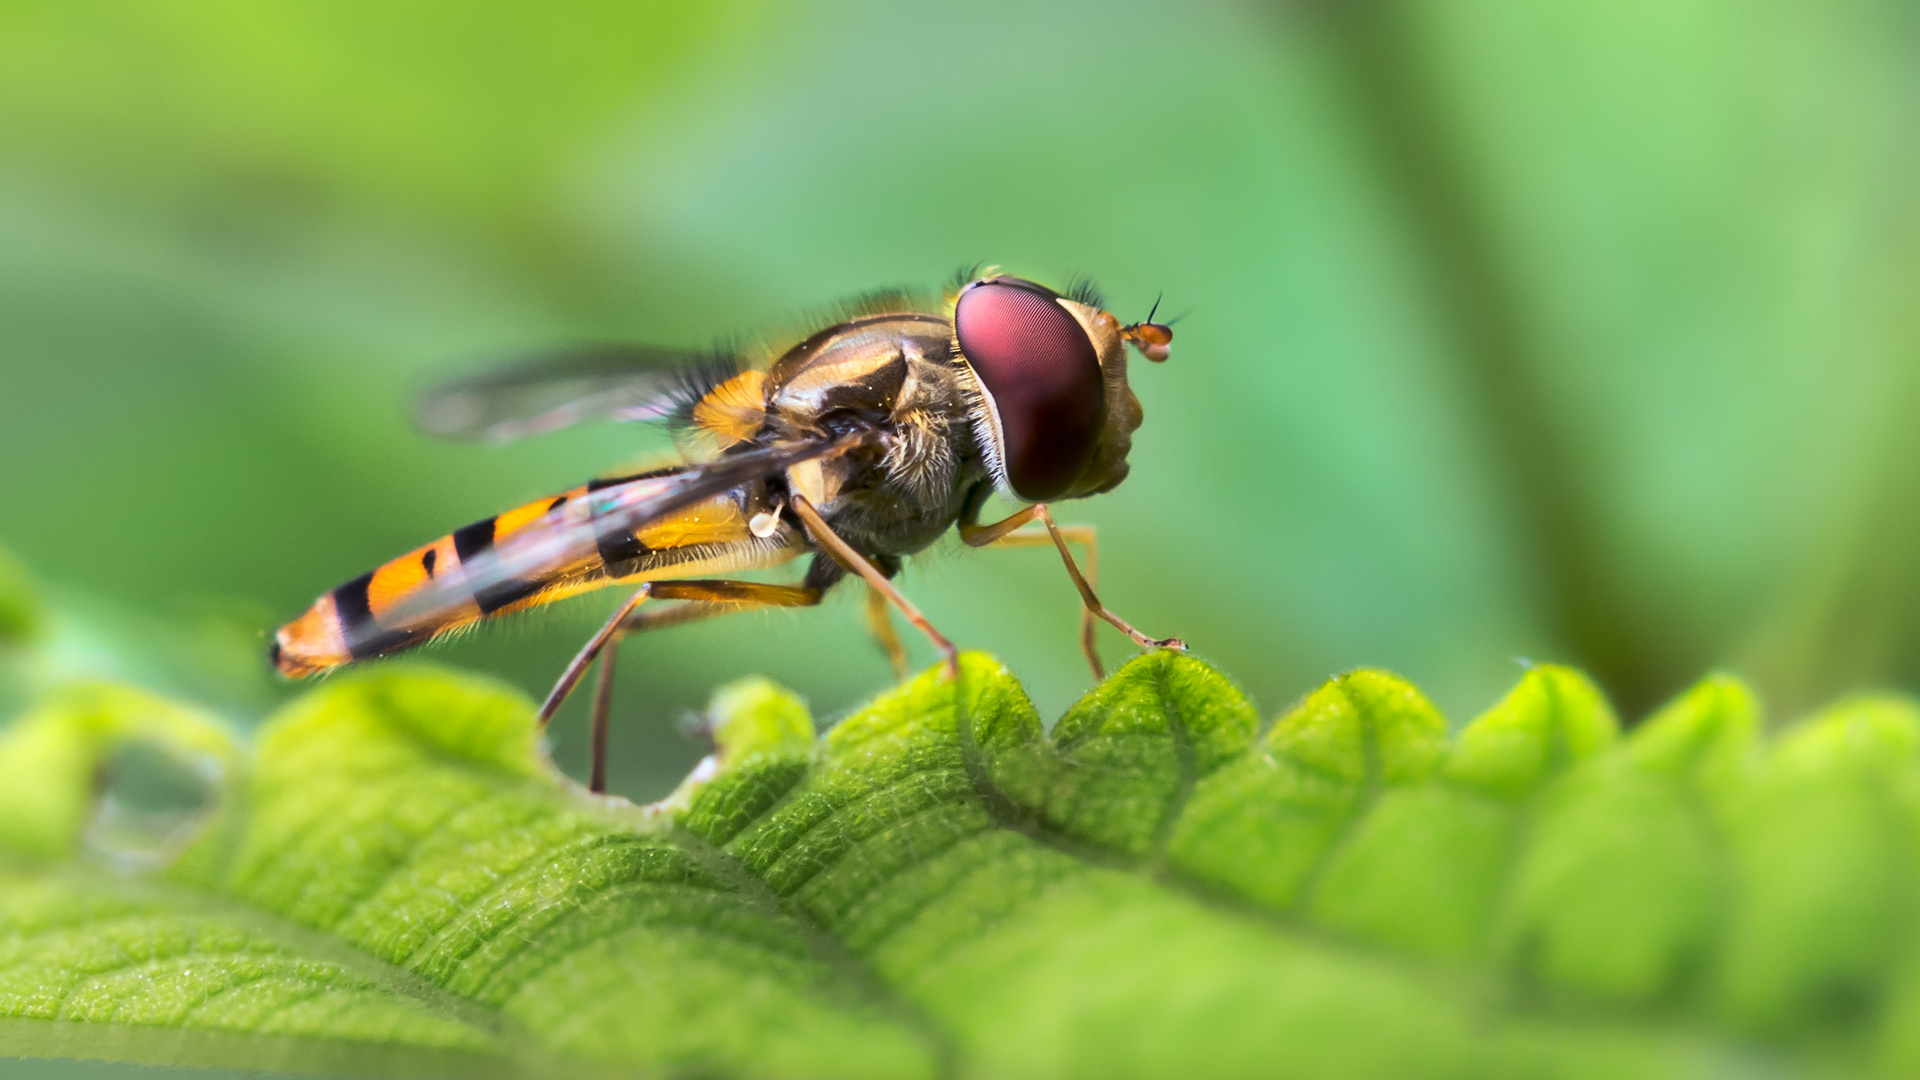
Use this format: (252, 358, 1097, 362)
(271, 469, 796, 677)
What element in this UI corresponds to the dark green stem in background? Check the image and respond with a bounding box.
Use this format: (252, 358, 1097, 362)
(1292, 0, 1695, 719)
(1740, 225, 1920, 713)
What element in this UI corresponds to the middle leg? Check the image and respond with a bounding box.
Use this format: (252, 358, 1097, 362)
(865, 584, 910, 680)
(790, 493, 958, 678)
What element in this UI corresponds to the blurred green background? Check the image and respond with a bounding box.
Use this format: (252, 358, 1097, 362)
(2, 0, 1917, 803)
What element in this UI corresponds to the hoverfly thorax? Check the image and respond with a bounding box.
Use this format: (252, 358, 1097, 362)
(952, 274, 1164, 502)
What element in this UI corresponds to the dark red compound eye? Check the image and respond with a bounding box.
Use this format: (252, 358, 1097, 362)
(954, 278, 1106, 501)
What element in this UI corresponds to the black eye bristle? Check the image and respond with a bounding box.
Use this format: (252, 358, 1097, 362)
(1064, 275, 1105, 310)
(950, 262, 986, 292)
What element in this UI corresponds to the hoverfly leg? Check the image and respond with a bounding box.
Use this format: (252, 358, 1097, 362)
(545, 580, 823, 795)
(1039, 521, 1104, 680)
(790, 493, 959, 679)
(961, 503, 1184, 680)
(1030, 505, 1185, 658)
(539, 585, 653, 729)
(538, 585, 653, 796)
(956, 501, 1042, 546)
(589, 635, 619, 794)
(962, 506, 1101, 677)
(865, 584, 910, 680)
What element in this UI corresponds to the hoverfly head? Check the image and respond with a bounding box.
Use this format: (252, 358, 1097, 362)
(952, 273, 1147, 502)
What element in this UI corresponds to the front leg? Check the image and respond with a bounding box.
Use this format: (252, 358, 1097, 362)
(961, 501, 1184, 680)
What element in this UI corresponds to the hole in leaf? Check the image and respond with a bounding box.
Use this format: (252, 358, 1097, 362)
(84, 738, 222, 871)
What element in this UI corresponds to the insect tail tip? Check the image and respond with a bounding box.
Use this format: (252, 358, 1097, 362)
(267, 633, 323, 678)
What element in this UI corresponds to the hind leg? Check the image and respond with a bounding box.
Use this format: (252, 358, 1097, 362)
(539, 580, 821, 793)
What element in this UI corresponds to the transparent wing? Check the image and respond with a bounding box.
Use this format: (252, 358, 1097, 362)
(415, 343, 737, 443)
(381, 432, 866, 628)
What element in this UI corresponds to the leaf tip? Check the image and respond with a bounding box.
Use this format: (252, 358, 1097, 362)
(1447, 663, 1618, 800)
(1629, 671, 1762, 781)
(703, 675, 816, 760)
(1268, 668, 1446, 784)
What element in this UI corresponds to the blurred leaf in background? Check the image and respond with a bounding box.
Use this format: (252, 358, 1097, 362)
(1, 0, 1917, 809)
(0, 546, 39, 647)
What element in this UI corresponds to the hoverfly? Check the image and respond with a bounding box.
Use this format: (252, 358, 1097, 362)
(271, 269, 1182, 792)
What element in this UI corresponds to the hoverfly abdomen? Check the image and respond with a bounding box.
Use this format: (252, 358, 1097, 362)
(689, 370, 768, 446)
(271, 473, 806, 678)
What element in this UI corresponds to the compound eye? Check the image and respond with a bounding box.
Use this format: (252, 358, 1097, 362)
(954, 278, 1106, 501)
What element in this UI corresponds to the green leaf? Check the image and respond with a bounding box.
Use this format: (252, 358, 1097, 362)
(10, 653, 1920, 1076)
(1445, 664, 1619, 802)
(0, 683, 243, 863)
(215, 668, 932, 1078)
(995, 650, 1259, 861)
(1164, 666, 1446, 910)
(689, 655, 1486, 1078)
(1712, 696, 1920, 1034)
(0, 873, 505, 1068)
(0, 688, 509, 1078)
